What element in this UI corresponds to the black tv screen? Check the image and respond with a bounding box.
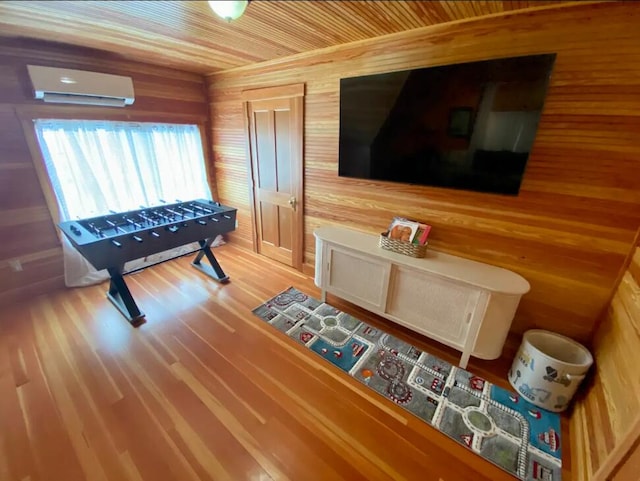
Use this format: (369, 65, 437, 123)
(338, 54, 556, 195)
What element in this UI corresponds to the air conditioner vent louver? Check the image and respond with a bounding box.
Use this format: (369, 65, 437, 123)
(42, 93, 128, 107)
(27, 65, 135, 107)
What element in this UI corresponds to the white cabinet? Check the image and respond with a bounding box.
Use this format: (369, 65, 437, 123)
(387, 265, 480, 346)
(326, 245, 390, 312)
(314, 226, 530, 368)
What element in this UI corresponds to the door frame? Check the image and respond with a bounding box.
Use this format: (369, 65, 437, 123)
(241, 83, 305, 270)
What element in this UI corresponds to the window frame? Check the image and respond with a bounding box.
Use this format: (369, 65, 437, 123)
(16, 106, 214, 229)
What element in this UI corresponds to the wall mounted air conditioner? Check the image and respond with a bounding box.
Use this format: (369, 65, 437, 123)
(27, 65, 135, 107)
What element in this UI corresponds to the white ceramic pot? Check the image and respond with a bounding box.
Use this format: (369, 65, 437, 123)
(508, 329, 593, 412)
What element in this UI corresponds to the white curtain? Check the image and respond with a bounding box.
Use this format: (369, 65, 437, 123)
(34, 120, 213, 287)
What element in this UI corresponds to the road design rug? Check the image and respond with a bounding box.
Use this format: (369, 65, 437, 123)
(253, 287, 562, 481)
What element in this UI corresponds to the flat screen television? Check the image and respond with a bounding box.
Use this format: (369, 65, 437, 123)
(338, 54, 556, 195)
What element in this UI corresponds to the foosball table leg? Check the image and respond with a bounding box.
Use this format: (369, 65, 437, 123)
(106, 266, 145, 326)
(191, 238, 230, 283)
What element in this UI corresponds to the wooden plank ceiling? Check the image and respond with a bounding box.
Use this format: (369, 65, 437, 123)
(0, 0, 570, 74)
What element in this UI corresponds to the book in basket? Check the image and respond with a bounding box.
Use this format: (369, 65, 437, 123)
(387, 217, 432, 245)
(387, 218, 419, 243)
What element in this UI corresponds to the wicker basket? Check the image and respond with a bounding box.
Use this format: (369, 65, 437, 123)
(379, 232, 427, 258)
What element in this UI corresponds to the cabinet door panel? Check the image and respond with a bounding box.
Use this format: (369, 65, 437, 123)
(387, 265, 479, 345)
(327, 246, 390, 311)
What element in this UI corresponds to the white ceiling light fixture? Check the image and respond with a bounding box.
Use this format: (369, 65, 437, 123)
(208, 1, 250, 22)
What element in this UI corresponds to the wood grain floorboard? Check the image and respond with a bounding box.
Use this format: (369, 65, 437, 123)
(0, 244, 572, 480)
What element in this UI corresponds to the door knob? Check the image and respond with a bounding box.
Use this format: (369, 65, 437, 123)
(288, 196, 297, 211)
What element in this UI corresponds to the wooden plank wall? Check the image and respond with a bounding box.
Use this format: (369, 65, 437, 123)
(570, 240, 640, 481)
(207, 2, 640, 343)
(0, 38, 210, 307)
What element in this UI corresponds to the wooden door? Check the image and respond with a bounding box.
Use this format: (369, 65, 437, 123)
(244, 84, 304, 270)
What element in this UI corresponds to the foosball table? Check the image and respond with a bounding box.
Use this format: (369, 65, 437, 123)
(58, 199, 237, 326)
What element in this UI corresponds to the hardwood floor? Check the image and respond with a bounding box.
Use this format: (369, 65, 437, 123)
(0, 244, 572, 481)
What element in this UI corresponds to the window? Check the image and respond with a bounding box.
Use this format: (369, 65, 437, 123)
(34, 120, 211, 220)
(33, 119, 213, 286)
